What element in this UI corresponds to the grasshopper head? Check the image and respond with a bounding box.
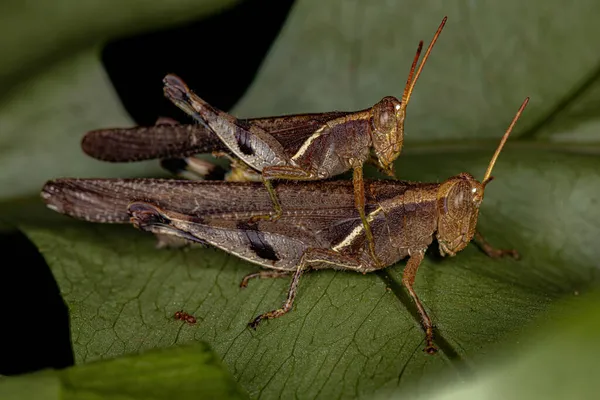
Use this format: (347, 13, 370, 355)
(370, 96, 404, 176)
(370, 17, 447, 178)
(435, 97, 529, 257)
(436, 173, 484, 256)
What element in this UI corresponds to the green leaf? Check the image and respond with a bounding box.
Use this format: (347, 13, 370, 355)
(0, 0, 239, 200)
(19, 147, 600, 398)
(235, 1, 600, 143)
(0, 342, 248, 400)
(423, 290, 600, 400)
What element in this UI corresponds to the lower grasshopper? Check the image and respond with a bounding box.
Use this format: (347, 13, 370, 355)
(42, 98, 527, 353)
(82, 18, 448, 268)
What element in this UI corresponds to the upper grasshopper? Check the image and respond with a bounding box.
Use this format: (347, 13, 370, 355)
(82, 17, 447, 268)
(43, 98, 528, 354)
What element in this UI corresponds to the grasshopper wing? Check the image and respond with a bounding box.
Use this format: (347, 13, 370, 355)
(81, 112, 351, 163)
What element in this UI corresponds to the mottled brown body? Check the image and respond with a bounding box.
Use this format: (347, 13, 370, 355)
(82, 19, 447, 268)
(42, 177, 442, 271)
(40, 173, 502, 353)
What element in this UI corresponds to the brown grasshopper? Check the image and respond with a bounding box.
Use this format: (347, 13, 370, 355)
(82, 17, 447, 268)
(42, 98, 528, 353)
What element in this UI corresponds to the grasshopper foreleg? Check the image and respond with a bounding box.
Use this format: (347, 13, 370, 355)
(474, 231, 520, 260)
(248, 249, 367, 329)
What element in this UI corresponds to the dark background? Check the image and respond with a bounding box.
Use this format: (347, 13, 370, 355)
(0, 0, 295, 376)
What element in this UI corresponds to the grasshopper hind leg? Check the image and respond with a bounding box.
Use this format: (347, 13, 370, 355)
(248, 249, 368, 329)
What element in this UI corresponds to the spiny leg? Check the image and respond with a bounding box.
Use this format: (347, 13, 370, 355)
(352, 166, 382, 267)
(249, 165, 318, 223)
(474, 231, 520, 260)
(249, 248, 367, 328)
(402, 250, 436, 354)
(239, 270, 292, 288)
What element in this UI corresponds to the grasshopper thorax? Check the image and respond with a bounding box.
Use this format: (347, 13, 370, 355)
(370, 96, 404, 176)
(435, 173, 484, 257)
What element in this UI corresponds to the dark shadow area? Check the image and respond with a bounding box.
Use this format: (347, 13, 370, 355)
(376, 269, 472, 377)
(102, 0, 296, 126)
(0, 230, 74, 375)
(424, 238, 446, 263)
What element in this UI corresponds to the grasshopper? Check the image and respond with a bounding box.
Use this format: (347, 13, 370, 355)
(42, 98, 528, 353)
(82, 17, 447, 267)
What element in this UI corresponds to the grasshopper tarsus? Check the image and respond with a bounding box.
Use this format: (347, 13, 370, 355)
(485, 248, 520, 260)
(506, 249, 521, 260)
(248, 305, 291, 329)
(248, 307, 289, 330)
(424, 326, 438, 354)
(424, 343, 438, 355)
(248, 316, 263, 330)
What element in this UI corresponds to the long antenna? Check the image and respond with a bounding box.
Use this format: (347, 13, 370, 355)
(401, 16, 447, 109)
(482, 97, 530, 186)
(402, 41, 423, 104)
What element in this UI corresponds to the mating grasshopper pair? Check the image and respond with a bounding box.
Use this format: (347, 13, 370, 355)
(43, 17, 528, 354)
(84, 18, 447, 268)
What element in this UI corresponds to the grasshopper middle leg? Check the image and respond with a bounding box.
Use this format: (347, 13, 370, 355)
(239, 270, 292, 288)
(248, 249, 368, 329)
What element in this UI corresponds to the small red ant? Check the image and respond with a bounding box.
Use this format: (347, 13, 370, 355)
(174, 310, 197, 325)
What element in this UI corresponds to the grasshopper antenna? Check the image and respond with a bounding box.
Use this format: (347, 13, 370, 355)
(402, 42, 423, 105)
(482, 97, 530, 186)
(401, 16, 447, 110)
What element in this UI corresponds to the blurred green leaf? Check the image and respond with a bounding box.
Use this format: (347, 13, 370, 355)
(0, 0, 238, 200)
(419, 290, 600, 400)
(0, 342, 248, 400)
(235, 0, 600, 144)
